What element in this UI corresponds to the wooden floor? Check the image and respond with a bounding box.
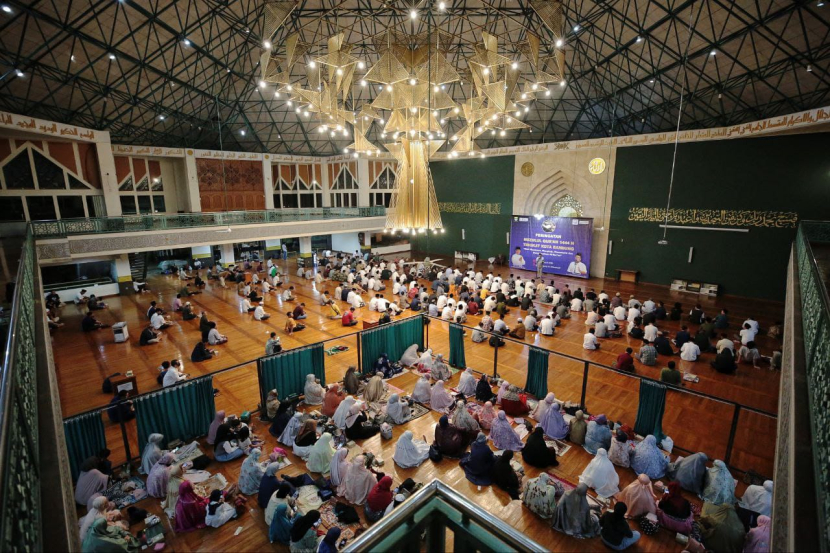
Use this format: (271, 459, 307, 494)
(57, 257, 781, 551)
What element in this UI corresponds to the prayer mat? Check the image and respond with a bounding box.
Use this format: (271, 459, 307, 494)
(193, 474, 228, 497)
(174, 441, 203, 465)
(319, 500, 362, 539)
(296, 485, 324, 514)
(409, 402, 431, 421)
(526, 399, 539, 418)
(409, 367, 459, 379)
(545, 473, 577, 495)
(545, 439, 572, 457)
(514, 424, 530, 441)
(105, 477, 147, 509)
(325, 346, 350, 356)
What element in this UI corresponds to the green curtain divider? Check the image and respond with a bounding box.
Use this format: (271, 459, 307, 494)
(634, 380, 667, 442)
(525, 347, 549, 399)
(259, 344, 326, 407)
(63, 412, 106, 481)
(360, 315, 424, 374)
(449, 324, 466, 368)
(136, 377, 216, 457)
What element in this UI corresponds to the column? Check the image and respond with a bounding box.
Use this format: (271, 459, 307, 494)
(183, 151, 202, 212)
(265, 239, 281, 261)
(263, 157, 274, 210)
(191, 245, 213, 267)
(298, 236, 312, 259)
(113, 253, 133, 295)
(96, 142, 122, 216)
(219, 243, 236, 266)
(320, 161, 331, 207)
(357, 157, 370, 207)
(361, 231, 372, 253)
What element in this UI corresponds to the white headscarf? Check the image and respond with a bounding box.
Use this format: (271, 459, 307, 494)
(329, 448, 349, 487)
(430, 380, 454, 412)
(496, 381, 510, 404)
(385, 394, 409, 424)
(739, 480, 773, 516)
(451, 400, 480, 433)
(393, 431, 430, 468)
(532, 392, 555, 421)
(412, 375, 432, 403)
(457, 368, 477, 396)
(418, 349, 434, 369)
(332, 396, 356, 429)
(345, 402, 364, 428)
(278, 413, 303, 445)
(140, 433, 164, 474)
(306, 433, 335, 474)
(304, 374, 324, 405)
(578, 448, 620, 498)
(400, 344, 420, 366)
(79, 496, 108, 541)
(342, 455, 376, 505)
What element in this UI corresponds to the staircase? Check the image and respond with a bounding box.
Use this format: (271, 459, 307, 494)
(128, 252, 149, 282)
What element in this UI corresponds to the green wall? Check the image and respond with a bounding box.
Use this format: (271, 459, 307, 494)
(411, 155, 515, 259)
(606, 133, 830, 300)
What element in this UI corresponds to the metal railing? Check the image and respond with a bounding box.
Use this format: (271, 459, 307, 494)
(29, 206, 386, 238)
(794, 220, 830, 550)
(0, 229, 41, 551)
(343, 479, 546, 553)
(422, 313, 777, 478)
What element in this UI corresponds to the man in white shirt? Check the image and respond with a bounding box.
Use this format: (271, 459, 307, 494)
(594, 319, 608, 338)
(254, 303, 270, 320)
(582, 328, 599, 350)
(283, 286, 296, 301)
(437, 294, 448, 310)
(369, 295, 379, 311)
(493, 318, 508, 335)
(604, 313, 617, 330)
(680, 340, 701, 361)
(539, 316, 554, 336)
(627, 306, 641, 323)
(743, 317, 759, 334)
(150, 309, 172, 330)
(614, 305, 627, 321)
(75, 288, 89, 304)
(585, 309, 599, 326)
(376, 296, 389, 313)
(511, 247, 526, 269)
(643, 322, 659, 342)
(441, 305, 453, 320)
(163, 363, 187, 387)
(716, 333, 734, 353)
(598, 290, 609, 303)
(241, 298, 255, 312)
(570, 297, 583, 312)
(350, 293, 365, 309)
(628, 295, 640, 309)
(739, 323, 757, 345)
(567, 253, 587, 276)
(524, 314, 538, 331)
(642, 298, 656, 313)
(208, 325, 227, 345)
(483, 296, 497, 313)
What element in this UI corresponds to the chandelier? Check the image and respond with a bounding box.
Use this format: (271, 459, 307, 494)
(259, 1, 567, 235)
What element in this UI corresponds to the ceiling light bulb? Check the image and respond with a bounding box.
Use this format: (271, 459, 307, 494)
(1, 5, 11, 13)
(274, 91, 280, 98)
(532, 83, 538, 90)
(109, 54, 116, 60)
(636, 36, 642, 43)
(286, 85, 292, 91)
(410, 9, 418, 19)
(360, 79, 367, 87)
(387, 85, 393, 91)
(409, 77, 416, 85)
(14, 69, 23, 77)
(515, 111, 521, 117)
(319, 127, 326, 133)
(287, 100, 293, 106)
(336, 124, 342, 131)
(336, 68, 343, 75)
(500, 130, 506, 136)
(483, 67, 490, 75)
(309, 60, 316, 68)
(710, 50, 717, 56)
(512, 62, 518, 69)
(330, 131, 336, 137)
(440, 118, 445, 124)
(453, 107, 459, 114)
(439, 1, 446, 10)
(240, 130, 246, 136)
(524, 106, 529, 113)
(358, 61, 365, 69)
(183, 39, 191, 46)
(560, 80, 566, 87)
(545, 89, 551, 96)
(573, 24, 580, 31)
(379, 118, 385, 124)
(258, 80, 266, 88)
(556, 39, 564, 47)
(263, 40, 272, 49)
(303, 111, 309, 117)
(410, 130, 416, 136)
(410, 107, 418, 113)
(344, 148, 349, 153)
(434, 85, 439, 92)
(521, 93, 528, 99)
(159, 115, 165, 120)
(491, 129, 496, 135)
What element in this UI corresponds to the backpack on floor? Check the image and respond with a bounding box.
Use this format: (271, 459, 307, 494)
(102, 373, 122, 394)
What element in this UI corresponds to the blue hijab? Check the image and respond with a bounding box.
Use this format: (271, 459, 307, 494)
(583, 417, 612, 455)
(268, 503, 294, 544)
(318, 527, 342, 553)
(630, 435, 669, 479)
(460, 433, 495, 485)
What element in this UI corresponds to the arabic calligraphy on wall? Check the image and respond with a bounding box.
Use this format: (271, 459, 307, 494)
(627, 208, 798, 228)
(439, 202, 502, 215)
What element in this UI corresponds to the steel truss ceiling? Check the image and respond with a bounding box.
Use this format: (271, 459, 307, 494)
(0, 0, 828, 155)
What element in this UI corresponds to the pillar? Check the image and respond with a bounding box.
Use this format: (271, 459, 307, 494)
(298, 236, 312, 259)
(113, 253, 133, 294)
(264, 239, 281, 261)
(357, 157, 370, 207)
(191, 245, 213, 267)
(96, 142, 122, 216)
(320, 161, 331, 207)
(219, 243, 236, 266)
(183, 151, 202, 212)
(264, 158, 274, 209)
(361, 231, 372, 253)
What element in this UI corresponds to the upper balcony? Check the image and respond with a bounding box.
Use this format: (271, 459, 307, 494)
(30, 207, 386, 261)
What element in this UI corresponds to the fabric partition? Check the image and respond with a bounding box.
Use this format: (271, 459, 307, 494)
(135, 377, 216, 457)
(525, 347, 549, 399)
(634, 380, 667, 442)
(258, 344, 325, 409)
(63, 412, 107, 481)
(449, 324, 466, 368)
(360, 315, 424, 374)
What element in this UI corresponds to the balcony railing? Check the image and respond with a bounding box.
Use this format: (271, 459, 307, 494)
(30, 206, 386, 239)
(343, 479, 546, 553)
(794, 220, 830, 550)
(0, 229, 41, 551)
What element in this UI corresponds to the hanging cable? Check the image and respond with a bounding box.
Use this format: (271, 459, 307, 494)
(661, 2, 703, 244)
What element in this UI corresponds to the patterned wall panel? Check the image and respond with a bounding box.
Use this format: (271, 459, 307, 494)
(196, 159, 264, 212)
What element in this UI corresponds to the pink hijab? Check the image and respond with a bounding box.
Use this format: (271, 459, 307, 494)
(615, 474, 657, 518)
(496, 381, 510, 405)
(207, 410, 225, 444)
(430, 380, 454, 412)
(743, 515, 770, 553)
(174, 481, 208, 532)
(146, 453, 176, 498)
(478, 401, 496, 430)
